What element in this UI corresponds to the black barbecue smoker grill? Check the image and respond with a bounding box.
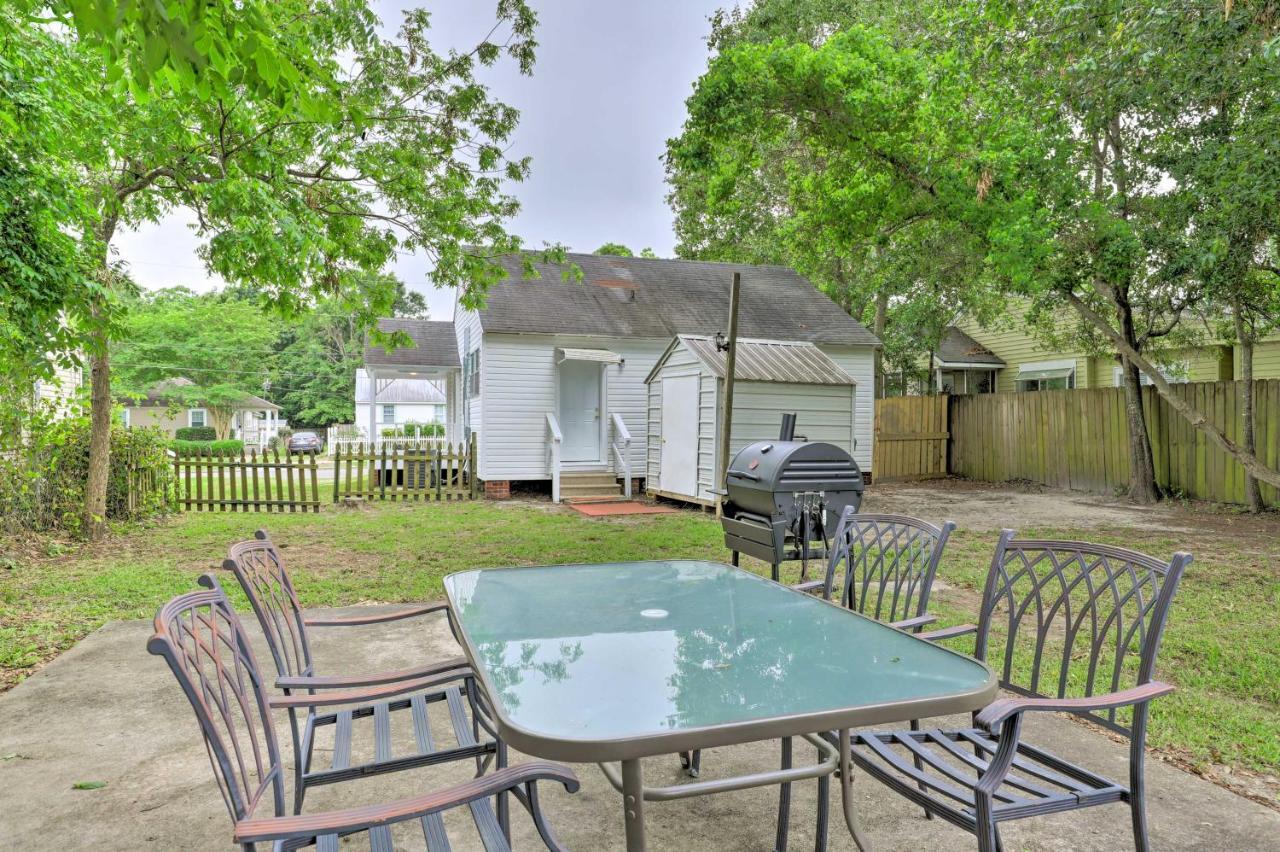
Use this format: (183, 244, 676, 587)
(720, 414, 865, 582)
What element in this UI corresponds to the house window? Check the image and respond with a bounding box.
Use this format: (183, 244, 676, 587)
(1113, 363, 1187, 387)
(381, 404, 396, 423)
(121, 408, 131, 428)
(1016, 360, 1076, 392)
(433, 404, 445, 423)
(467, 350, 481, 396)
(188, 409, 207, 428)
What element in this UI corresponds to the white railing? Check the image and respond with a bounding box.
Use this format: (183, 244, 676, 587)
(610, 412, 632, 498)
(326, 425, 449, 455)
(546, 412, 562, 502)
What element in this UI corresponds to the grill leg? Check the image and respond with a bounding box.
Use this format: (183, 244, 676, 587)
(731, 551, 740, 567)
(771, 562, 780, 582)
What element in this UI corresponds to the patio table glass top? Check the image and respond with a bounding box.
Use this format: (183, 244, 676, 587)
(444, 560, 995, 761)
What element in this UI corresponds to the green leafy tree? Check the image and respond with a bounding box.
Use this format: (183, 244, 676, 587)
(270, 271, 425, 427)
(113, 289, 282, 439)
(19, 1, 549, 536)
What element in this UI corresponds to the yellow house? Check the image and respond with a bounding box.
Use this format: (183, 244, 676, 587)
(919, 314, 1277, 396)
(120, 377, 285, 447)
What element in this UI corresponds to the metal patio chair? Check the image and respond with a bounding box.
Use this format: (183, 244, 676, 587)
(148, 585, 579, 851)
(802, 508, 958, 633)
(845, 530, 1190, 852)
(215, 530, 499, 817)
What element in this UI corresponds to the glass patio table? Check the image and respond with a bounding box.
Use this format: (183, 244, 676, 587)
(444, 560, 996, 851)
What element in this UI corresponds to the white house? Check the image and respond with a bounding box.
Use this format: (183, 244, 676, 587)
(354, 368, 447, 435)
(362, 253, 880, 500)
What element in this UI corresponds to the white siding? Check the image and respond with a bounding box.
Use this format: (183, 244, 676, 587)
(34, 362, 83, 419)
(645, 345, 717, 500)
(453, 305, 484, 450)
(354, 402, 445, 429)
(479, 333, 666, 480)
(818, 345, 876, 472)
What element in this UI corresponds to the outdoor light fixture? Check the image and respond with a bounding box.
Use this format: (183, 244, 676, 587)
(715, 331, 730, 352)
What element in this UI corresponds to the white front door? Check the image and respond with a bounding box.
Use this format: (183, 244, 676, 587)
(660, 374, 699, 496)
(559, 359, 602, 462)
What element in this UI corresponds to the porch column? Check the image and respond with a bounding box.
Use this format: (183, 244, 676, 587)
(367, 368, 378, 446)
(445, 370, 459, 443)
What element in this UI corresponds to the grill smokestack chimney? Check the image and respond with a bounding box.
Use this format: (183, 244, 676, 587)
(779, 413, 797, 442)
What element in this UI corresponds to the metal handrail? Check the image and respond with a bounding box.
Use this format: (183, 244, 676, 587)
(609, 412, 632, 498)
(546, 412, 563, 502)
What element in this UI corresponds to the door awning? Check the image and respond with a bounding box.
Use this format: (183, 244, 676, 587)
(557, 347, 622, 365)
(1017, 365, 1073, 381)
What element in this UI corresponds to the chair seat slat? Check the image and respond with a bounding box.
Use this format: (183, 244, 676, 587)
(374, 702, 393, 763)
(316, 834, 339, 852)
(332, 710, 353, 771)
(369, 824, 394, 852)
(891, 732, 1025, 805)
(925, 729, 1059, 800)
(422, 812, 452, 851)
(955, 729, 1096, 793)
(411, 694, 436, 754)
(855, 732, 978, 807)
(445, 686, 510, 852)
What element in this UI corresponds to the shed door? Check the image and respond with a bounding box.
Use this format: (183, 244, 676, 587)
(660, 375, 699, 496)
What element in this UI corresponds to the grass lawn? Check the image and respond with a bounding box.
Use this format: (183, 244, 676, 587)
(1, 497, 1277, 801)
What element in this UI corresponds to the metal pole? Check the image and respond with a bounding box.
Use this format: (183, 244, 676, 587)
(621, 758, 647, 851)
(717, 271, 742, 517)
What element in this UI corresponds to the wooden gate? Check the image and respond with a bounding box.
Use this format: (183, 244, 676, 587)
(334, 434, 477, 501)
(873, 395, 950, 481)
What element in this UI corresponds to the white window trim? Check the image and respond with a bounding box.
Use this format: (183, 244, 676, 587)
(381, 403, 396, 423)
(1016, 358, 1076, 392)
(121, 408, 131, 428)
(188, 408, 207, 428)
(1113, 363, 1187, 387)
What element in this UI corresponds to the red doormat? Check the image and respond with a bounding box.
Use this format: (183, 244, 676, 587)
(568, 501, 678, 517)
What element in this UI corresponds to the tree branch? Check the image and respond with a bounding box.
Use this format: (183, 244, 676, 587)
(1064, 291, 1280, 489)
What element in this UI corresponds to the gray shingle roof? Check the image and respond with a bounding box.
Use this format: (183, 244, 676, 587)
(648, 336, 854, 385)
(936, 326, 1005, 366)
(477, 253, 879, 346)
(364, 319, 459, 369)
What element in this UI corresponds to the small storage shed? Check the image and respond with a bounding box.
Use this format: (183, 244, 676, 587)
(644, 335, 858, 505)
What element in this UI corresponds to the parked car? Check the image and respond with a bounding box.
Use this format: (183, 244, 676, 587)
(286, 431, 323, 454)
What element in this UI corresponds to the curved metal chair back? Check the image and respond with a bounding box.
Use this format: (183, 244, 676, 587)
(147, 585, 285, 825)
(976, 531, 1190, 735)
(224, 530, 314, 680)
(823, 509, 956, 624)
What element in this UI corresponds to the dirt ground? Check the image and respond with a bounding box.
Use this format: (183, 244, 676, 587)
(863, 476, 1280, 537)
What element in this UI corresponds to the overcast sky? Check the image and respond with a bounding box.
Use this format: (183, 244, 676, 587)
(112, 0, 732, 320)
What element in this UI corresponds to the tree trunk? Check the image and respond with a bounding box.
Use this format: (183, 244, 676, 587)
(210, 408, 235, 441)
(1234, 308, 1262, 512)
(84, 327, 112, 538)
(1119, 356, 1158, 503)
(872, 290, 889, 399)
(1115, 301, 1158, 504)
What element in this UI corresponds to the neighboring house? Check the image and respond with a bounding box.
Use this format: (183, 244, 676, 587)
(353, 368, 447, 433)
(910, 314, 1255, 396)
(33, 361, 84, 420)
(364, 253, 880, 498)
(120, 377, 286, 448)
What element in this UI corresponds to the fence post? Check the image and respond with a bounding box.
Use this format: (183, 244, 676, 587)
(469, 432, 478, 499)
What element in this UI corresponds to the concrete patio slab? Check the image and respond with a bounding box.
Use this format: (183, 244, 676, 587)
(1, 605, 1276, 850)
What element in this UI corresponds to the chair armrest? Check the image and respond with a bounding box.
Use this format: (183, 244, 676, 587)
(303, 602, 447, 627)
(915, 623, 977, 642)
(268, 669, 472, 709)
(233, 761, 580, 844)
(975, 681, 1175, 730)
(276, 656, 470, 690)
(888, 614, 938, 632)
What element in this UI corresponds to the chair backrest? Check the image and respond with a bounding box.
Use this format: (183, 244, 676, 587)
(976, 530, 1190, 735)
(824, 509, 956, 624)
(222, 530, 314, 680)
(147, 584, 285, 825)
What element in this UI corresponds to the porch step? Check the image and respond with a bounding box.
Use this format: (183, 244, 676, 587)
(559, 472, 622, 502)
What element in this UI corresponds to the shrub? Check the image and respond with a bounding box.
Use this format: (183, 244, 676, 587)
(174, 425, 216, 441)
(171, 438, 244, 455)
(0, 414, 174, 534)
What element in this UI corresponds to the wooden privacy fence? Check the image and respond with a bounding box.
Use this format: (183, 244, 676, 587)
(334, 434, 477, 502)
(878, 379, 1279, 508)
(173, 448, 322, 513)
(873, 394, 950, 481)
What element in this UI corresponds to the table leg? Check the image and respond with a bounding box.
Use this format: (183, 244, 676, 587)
(622, 758, 647, 852)
(837, 729, 870, 852)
